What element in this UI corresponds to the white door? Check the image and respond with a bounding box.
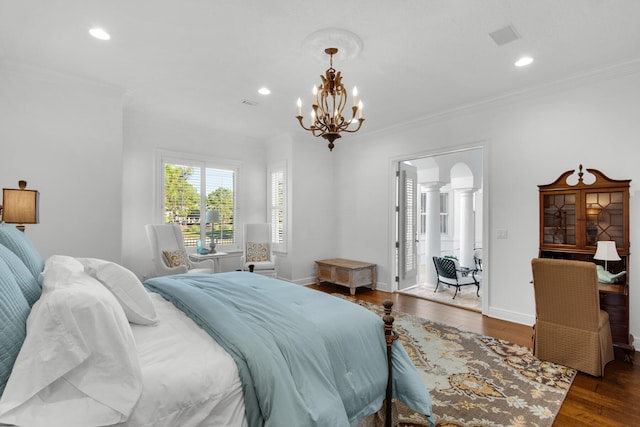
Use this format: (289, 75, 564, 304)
(398, 162, 418, 290)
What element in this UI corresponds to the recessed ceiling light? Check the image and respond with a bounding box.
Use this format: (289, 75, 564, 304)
(89, 28, 111, 41)
(258, 87, 271, 95)
(515, 56, 534, 67)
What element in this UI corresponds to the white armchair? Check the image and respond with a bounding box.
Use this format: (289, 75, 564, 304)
(241, 223, 276, 277)
(145, 224, 215, 277)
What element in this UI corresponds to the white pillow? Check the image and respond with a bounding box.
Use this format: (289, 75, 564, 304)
(40, 254, 84, 286)
(0, 258, 142, 426)
(78, 258, 158, 326)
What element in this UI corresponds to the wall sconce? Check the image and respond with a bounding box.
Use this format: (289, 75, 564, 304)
(1, 180, 39, 232)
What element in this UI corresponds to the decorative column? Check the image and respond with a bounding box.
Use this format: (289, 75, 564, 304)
(423, 183, 444, 284)
(458, 188, 475, 269)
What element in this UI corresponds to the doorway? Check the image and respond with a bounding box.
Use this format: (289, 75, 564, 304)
(396, 147, 484, 311)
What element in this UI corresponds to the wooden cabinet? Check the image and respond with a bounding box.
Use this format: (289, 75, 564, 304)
(539, 165, 629, 256)
(538, 165, 633, 360)
(600, 289, 630, 346)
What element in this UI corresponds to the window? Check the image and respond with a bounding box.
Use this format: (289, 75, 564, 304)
(162, 155, 237, 250)
(268, 162, 287, 252)
(440, 192, 449, 234)
(420, 192, 427, 234)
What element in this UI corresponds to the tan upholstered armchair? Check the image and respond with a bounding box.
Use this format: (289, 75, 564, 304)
(531, 258, 614, 377)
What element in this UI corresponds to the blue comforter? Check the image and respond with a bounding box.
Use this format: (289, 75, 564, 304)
(144, 272, 432, 427)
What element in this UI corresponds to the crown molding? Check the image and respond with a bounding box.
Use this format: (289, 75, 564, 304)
(356, 59, 640, 140)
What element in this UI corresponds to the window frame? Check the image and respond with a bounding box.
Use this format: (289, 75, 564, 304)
(157, 150, 242, 252)
(268, 161, 287, 253)
(440, 191, 450, 235)
(420, 191, 427, 235)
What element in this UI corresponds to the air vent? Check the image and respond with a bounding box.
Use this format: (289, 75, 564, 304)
(242, 99, 259, 106)
(489, 25, 521, 47)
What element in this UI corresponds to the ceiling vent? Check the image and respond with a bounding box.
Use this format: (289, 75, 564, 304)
(489, 25, 521, 47)
(242, 99, 259, 106)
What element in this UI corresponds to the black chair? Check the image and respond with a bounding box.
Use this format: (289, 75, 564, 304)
(432, 256, 480, 299)
(473, 248, 483, 271)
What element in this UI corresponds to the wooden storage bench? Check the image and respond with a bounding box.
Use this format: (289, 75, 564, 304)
(315, 258, 376, 295)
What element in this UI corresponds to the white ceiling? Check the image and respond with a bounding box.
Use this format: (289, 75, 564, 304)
(1, 0, 640, 141)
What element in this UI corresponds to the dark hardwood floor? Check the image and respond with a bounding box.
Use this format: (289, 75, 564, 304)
(309, 283, 640, 427)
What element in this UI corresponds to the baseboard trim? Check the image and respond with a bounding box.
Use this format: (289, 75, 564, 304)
(487, 306, 535, 327)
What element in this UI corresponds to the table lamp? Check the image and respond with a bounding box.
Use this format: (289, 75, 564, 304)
(593, 240, 626, 283)
(594, 240, 621, 272)
(1, 180, 39, 232)
(205, 209, 219, 253)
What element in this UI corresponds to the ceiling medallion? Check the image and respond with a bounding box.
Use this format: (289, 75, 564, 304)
(302, 28, 363, 63)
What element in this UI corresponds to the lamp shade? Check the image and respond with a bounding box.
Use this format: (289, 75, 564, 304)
(593, 240, 621, 262)
(205, 209, 219, 224)
(2, 186, 39, 224)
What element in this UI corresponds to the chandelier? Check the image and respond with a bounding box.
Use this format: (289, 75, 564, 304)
(296, 47, 364, 151)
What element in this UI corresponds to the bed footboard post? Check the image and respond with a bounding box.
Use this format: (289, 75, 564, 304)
(382, 300, 398, 427)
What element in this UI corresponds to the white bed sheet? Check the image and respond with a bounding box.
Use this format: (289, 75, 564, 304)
(114, 292, 248, 427)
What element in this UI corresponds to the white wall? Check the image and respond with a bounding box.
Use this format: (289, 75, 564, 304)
(3, 57, 639, 342)
(121, 109, 267, 279)
(333, 68, 640, 340)
(289, 138, 336, 283)
(265, 133, 337, 284)
(333, 142, 395, 285)
(0, 60, 124, 262)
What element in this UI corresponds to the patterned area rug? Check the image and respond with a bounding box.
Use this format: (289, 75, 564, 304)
(339, 297, 576, 427)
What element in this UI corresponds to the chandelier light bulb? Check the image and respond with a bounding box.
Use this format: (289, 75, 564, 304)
(358, 101, 363, 119)
(297, 98, 302, 116)
(352, 87, 358, 106)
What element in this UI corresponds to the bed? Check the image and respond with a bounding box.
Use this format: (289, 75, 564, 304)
(0, 223, 433, 427)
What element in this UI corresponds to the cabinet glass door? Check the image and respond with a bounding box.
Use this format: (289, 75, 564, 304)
(543, 193, 576, 245)
(585, 191, 624, 248)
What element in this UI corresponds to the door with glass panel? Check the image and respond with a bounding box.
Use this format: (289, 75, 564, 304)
(398, 162, 418, 291)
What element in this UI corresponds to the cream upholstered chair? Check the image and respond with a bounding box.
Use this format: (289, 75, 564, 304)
(145, 224, 215, 277)
(531, 258, 614, 377)
(242, 223, 276, 277)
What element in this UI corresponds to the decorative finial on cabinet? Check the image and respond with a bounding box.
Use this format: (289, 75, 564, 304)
(577, 164, 584, 184)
